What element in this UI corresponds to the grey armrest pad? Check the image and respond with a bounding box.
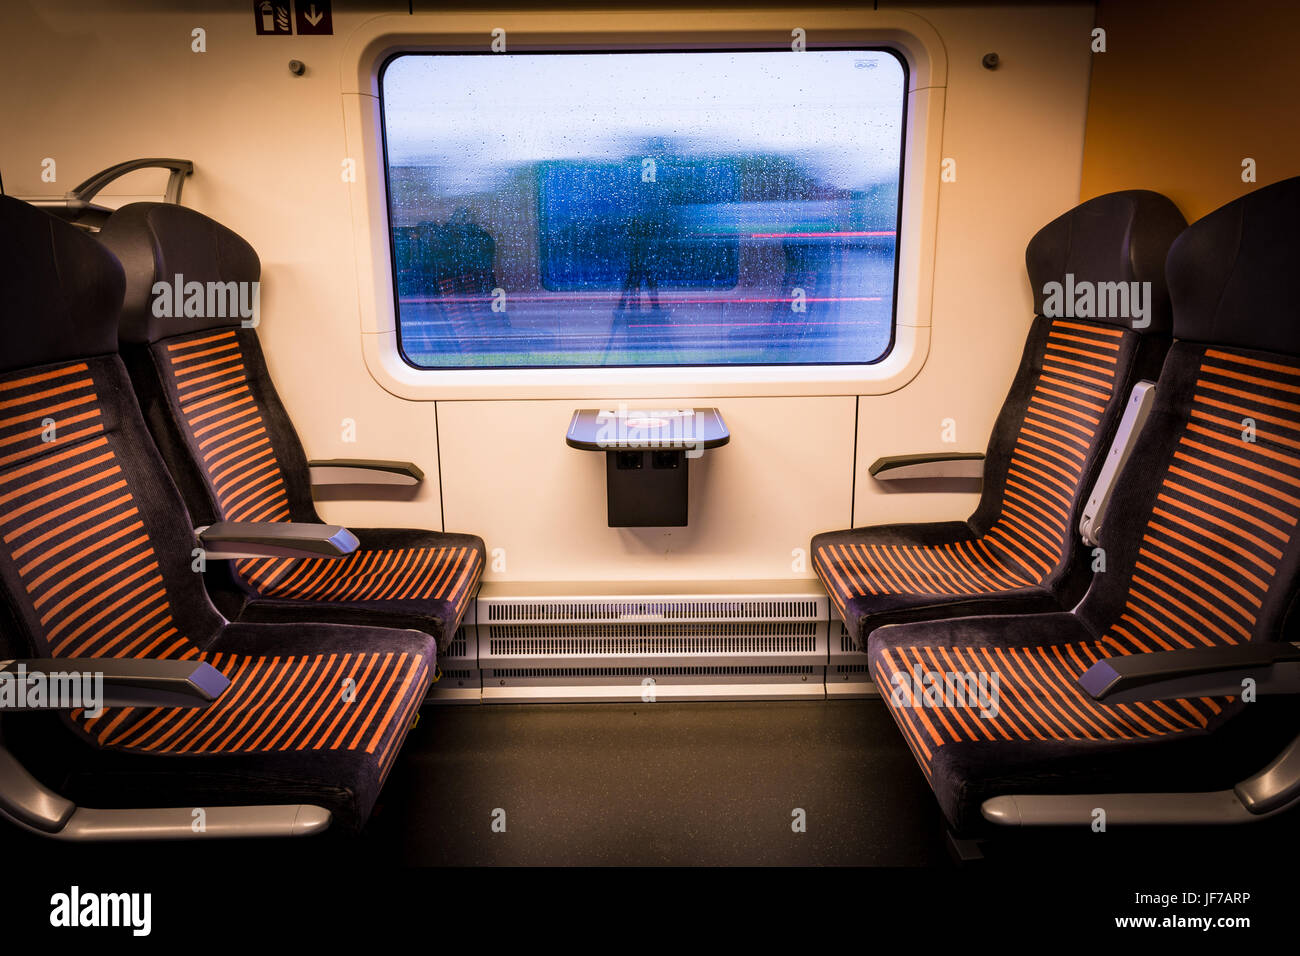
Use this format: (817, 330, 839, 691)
(1079, 643, 1300, 703)
(869, 452, 986, 480)
(0, 658, 229, 709)
(1079, 381, 1157, 546)
(198, 521, 360, 559)
(308, 459, 424, 486)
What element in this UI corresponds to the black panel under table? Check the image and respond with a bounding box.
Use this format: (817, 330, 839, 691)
(605, 448, 688, 526)
(566, 407, 730, 528)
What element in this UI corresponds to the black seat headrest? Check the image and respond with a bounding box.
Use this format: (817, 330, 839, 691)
(0, 195, 124, 374)
(97, 202, 260, 344)
(1167, 177, 1300, 356)
(1026, 189, 1187, 334)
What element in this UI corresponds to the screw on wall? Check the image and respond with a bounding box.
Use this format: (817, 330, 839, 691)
(982, 52, 1000, 70)
(288, 59, 306, 77)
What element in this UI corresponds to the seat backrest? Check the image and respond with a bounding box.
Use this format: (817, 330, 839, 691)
(97, 203, 319, 528)
(1077, 177, 1300, 659)
(966, 190, 1186, 592)
(0, 196, 225, 662)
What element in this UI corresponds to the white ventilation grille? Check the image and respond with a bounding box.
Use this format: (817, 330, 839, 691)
(485, 621, 819, 658)
(825, 619, 872, 698)
(837, 622, 859, 654)
(446, 628, 470, 660)
(469, 586, 836, 700)
(828, 619, 870, 666)
(482, 597, 823, 624)
(427, 626, 482, 703)
(486, 665, 818, 678)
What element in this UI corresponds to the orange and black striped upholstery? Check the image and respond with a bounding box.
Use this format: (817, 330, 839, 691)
(236, 541, 480, 608)
(98, 203, 484, 650)
(867, 178, 1300, 833)
(0, 356, 434, 824)
(0, 361, 197, 662)
(0, 196, 434, 830)
(152, 326, 482, 641)
(818, 318, 1126, 610)
(80, 645, 428, 779)
(868, 343, 1300, 830)
(813, 314, 1158, 645)
(162, 329, 295, 524)
(812, 191, 1186, 647)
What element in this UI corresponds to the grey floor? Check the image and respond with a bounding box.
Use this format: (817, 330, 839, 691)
(13, 696, 1295, 871)
(9, 696, 1294, 941)
(363, 697, 952, 866)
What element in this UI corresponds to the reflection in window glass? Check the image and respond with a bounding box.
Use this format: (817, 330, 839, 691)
(380, 50, 906, 369)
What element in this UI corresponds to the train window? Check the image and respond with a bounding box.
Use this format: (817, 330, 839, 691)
(379, 49, 906, 370)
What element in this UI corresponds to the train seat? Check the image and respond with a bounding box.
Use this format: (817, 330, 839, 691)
(97, 203, 483, 652)
(0, 195, 435, 836)
(813, 191, 1187, 647)
(869, 177, 1300, 833)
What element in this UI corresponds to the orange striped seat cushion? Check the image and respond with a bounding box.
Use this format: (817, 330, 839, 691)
(816, 318, 1125, 620)
(872, 636, 1230, 783)
(870, 346, 1300, 779)
(234, 543, 482, 616)
(79, 647, 428, 776)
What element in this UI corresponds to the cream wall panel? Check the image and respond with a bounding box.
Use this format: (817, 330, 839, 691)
(438, 398, 856, 582)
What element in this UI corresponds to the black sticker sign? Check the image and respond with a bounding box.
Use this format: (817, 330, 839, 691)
(253, 1, 292, 35)
(295, 1, 334, 36)
(253, 1, 333, 37)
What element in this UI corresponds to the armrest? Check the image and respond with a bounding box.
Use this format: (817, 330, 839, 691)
(1079, 381, 1157, 546)
(197, 521, 359, 560)
(1079, 643, 1300, 703)
(869, 453, 985, 480)
(0, 658, 229, 711)
(308, 459, 424, 487)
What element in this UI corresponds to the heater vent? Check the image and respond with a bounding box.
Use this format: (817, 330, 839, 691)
(486, 621, 819, 657)
(483, 598, 821, 624)
(486, 665, 817, 679)
(446, 628, 469, 660)
(837, 622, 858, 653)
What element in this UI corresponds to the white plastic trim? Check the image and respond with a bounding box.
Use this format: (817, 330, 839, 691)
(337, 7, 948, 400)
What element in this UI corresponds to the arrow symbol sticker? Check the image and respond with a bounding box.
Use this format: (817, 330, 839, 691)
(293, 0, 333, 35)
